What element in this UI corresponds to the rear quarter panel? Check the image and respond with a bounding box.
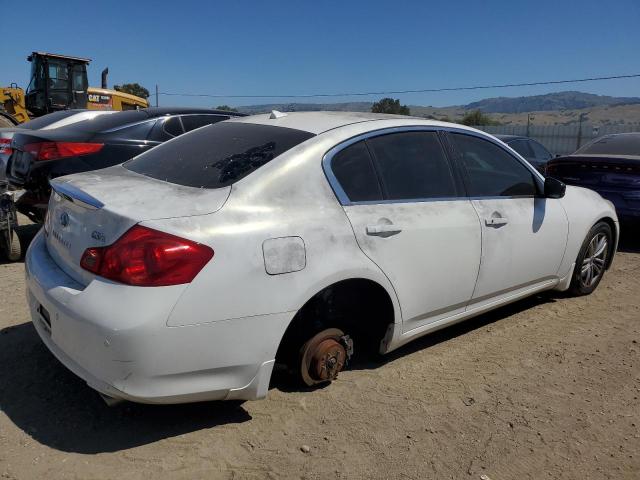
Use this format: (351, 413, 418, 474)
(141, 130, 403, 329)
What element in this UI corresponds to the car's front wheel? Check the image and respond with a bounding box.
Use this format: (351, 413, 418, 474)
(569, 221, 613, 296)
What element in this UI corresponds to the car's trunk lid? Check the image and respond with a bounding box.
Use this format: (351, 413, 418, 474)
(46, 165, 230, 285)
(547, 155, 640, 188)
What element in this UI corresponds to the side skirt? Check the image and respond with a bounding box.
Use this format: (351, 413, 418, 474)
(383, 278, 558, 354)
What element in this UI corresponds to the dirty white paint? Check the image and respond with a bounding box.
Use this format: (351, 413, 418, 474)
(262, 236, 306, 275)
(25, 112, 619, 404)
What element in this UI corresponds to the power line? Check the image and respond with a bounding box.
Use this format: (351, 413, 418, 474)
(154, 73, 640, 100)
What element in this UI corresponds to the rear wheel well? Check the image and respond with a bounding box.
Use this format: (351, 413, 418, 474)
(275, 279, 395, 367)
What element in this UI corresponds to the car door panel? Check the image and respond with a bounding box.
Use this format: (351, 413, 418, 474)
(447, 131, 568, 304)
(325, 131, 482, 332)
(343, 201, 481, 332)
(469, 197, 568, 302)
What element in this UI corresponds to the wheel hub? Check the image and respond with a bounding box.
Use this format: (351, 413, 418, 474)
(300, 328, 353, 386)
(310, 338, 346, 382)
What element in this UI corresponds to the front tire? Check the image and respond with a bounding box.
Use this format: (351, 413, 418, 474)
(568, 221, 612, 296)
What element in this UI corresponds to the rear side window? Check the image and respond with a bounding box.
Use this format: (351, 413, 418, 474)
(367, 131, 458, 200)
(450, 133, 537, 197)
(330, 141, 382, 202)
(181, 114, 229, 132)
(125, 122, 314, 188)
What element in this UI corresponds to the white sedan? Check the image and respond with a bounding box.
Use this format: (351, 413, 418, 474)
(25, 112, 618, 404)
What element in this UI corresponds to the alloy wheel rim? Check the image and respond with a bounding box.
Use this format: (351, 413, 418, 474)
(580, 233, 608, 288)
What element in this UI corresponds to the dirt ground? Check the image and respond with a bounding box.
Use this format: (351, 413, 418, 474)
(0, 222, 639, 480)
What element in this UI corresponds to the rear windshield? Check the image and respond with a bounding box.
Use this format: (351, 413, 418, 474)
(124, 122, 314, 188)
(20, 110, 85, 130)
(62, 110, 149, 133)
(576, 134, 640, 156)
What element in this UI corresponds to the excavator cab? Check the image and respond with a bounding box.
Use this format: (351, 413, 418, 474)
(25, 52, 90, 116)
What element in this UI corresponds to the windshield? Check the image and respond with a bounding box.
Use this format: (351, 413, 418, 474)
(124, 122, 314, 188)
(575, 134, 640, 156)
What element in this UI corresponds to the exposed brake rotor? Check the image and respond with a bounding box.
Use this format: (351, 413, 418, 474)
(300, 328, 353, 386)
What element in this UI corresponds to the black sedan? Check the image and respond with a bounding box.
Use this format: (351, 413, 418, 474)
(7, 107, 243, 221)
(546, 133, 640, 224)
(495, 134, 553, 173)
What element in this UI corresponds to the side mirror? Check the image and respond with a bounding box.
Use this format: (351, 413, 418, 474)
(544, 177, 566, 199)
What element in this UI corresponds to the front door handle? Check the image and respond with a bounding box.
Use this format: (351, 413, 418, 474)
(485, 217, 509, 227)
(366, 224, 402, 237)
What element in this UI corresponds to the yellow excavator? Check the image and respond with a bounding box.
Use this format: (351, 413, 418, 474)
(0, 52, 149, 127)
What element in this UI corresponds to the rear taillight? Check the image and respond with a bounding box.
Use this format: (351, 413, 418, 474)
(80, 225, 214, 286)
(24, 142, 104, 161)
(0, 138, 11, 156)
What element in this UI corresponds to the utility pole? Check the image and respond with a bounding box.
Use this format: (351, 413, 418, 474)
(526, 113, 534, 137)
(155, 85, 159, 107)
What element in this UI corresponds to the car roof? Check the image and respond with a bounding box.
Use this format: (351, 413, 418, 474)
(229, 111, 478, 135)
(140, 107, 245, 117)
(56, 107, 244, 133)
(494, 134, 526, 141)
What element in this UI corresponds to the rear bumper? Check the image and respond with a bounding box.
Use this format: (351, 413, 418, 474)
(25, 231, 292, 403)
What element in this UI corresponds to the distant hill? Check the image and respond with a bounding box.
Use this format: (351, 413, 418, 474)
(234, 91, 640, 126)
(463, 91, 640, 113)
(237, 101, 373, 115)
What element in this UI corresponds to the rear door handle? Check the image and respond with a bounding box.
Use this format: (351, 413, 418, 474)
(366, 225, 402, 236)
(485, 217, 509, 227)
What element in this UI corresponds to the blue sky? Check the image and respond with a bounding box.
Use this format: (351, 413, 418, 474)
(1, 0, 639, 108)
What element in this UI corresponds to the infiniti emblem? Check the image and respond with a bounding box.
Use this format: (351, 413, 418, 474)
(59, 212, 70, 227)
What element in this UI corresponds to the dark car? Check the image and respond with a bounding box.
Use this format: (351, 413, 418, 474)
(546, 133, 640, 223)
(495, 135, 553, 173)
(7, 107, 244, 221)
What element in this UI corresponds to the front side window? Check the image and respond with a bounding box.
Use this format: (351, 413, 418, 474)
(366, 131, 458, 200)
(450, 133, 537, 197)
(48, 61, 69, 89)
(330, 140, 382, 202)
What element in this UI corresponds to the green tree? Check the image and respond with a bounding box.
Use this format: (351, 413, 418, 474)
(458, 109, 500, 126)
(371, 98, 410, 115)
(113, 83, 150, 99)
(215, 105, 238, 112)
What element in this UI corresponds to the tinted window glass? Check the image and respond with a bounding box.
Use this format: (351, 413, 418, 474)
(331, 141, 382, 202)
(114, 121, 154, 140)
(508, 139, 533, 158)
(163, 117, 183, 137)
(125, 122, 314, 188)
(366, 131, 457, 200)
(181, 114, 229, 132)
(451, 133, 537, 197)
(529, 140, 552, 160)
(575, 134, 640, 156)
